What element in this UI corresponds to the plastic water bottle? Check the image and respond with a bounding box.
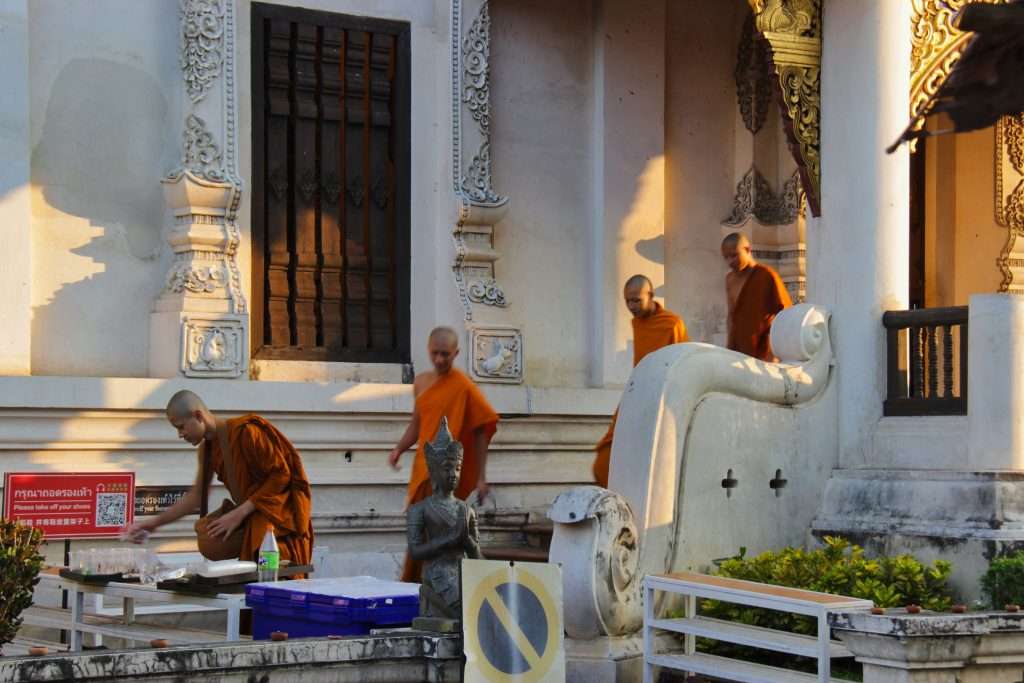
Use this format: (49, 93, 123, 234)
(258, 526, 280, 582)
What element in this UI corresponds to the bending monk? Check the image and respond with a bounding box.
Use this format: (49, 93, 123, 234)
(388, 326, 499, 582)
(721, 232, 792, 361)
(123, 390, 314, 571)
(593, 275, 688, 488)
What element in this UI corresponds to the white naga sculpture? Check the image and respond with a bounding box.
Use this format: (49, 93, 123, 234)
(549, 304, 834, 638)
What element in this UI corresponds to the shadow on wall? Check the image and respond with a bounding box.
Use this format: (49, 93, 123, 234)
(30, 59, 172, 377)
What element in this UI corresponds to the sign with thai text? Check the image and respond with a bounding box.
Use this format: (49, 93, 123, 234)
(2, 472, 135, 539)
(134, 486, 190, 517)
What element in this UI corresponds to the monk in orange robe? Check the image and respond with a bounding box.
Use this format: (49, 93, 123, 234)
(123, 390, 314, 572)
(388, 326, 499, 581)
(593, 275, 688, 488)
(721, 232, 792, 361)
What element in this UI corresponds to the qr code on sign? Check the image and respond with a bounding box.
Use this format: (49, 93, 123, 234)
(96, 493, 128, 527)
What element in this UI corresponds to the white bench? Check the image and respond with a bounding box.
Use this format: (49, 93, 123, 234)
(643, 572, 873, 683)
(30, 570, 249, 651)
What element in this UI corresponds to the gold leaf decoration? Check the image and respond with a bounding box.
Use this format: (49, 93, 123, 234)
(749, 0, 821, 216)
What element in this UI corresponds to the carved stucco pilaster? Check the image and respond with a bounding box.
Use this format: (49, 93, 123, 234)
(151, 0, 246, 378)
(747, 0, 821, 217)
(996, 114, 1024, 293)
(451, 0, 510, 322)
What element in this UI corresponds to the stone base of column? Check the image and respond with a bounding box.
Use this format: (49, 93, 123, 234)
(565, 635, 644, 683)
(150, 311, 247, 379)
(813, 469, 1024, 602)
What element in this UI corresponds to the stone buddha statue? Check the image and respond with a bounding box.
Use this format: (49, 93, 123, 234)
(407, 416, 482, 629)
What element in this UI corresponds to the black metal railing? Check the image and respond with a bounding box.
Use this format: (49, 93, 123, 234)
(883, 306, 968, 416)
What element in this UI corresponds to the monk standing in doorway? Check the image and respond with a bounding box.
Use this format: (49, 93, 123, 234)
(721, 232, 792, 361)
(123, 391, 314, 572)
(388, 326, 499, 582)
(593, 275, 688, 488)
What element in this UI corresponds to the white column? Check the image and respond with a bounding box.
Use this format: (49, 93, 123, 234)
(810, 0, 911, 467)
(589, 0, 666, 387)
(968, 294, 1024, 469)
(0, 0, 32, 375)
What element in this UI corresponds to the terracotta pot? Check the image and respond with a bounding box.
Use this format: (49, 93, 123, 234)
(1006, 604, 1020, 613)
(905, 604, 921, 614)
(270, 631, 288, 641)
(951, 604, 967, 614)
(28, 646, 48, 656)
(870, 607, 885, 615)
(150, 639, 169, 648)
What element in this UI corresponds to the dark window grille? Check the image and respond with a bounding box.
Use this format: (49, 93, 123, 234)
(251, 4, 410, 363)
(883, 306, 968, 416)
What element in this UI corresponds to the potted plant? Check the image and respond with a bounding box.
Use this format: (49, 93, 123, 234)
(0, 520, 45, 654)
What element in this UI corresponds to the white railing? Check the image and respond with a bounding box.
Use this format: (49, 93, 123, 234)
(643, 572, 873, 683)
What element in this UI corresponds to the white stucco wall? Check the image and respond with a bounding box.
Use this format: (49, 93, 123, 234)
(28, 0, 180, 377)
(0, 0, 32, 375)
(490, 0, 594, 387)
(664, 0, 743, 342)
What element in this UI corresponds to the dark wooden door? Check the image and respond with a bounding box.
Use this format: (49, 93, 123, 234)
(909, 144, 926, 309)
(252, 4, 410, 363)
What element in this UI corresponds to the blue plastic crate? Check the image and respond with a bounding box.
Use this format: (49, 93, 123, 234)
(250, 604, 369, 640)
(245, 577, 420, 640)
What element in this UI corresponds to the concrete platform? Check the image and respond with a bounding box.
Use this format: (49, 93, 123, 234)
(0, 632, 462, 682)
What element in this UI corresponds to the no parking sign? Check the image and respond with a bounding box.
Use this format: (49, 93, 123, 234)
(462, 559, 565, 683)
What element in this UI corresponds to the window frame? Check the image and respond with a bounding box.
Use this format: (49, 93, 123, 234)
(250, 2, 412, 364)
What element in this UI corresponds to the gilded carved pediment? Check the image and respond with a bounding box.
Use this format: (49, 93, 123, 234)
(747, 0, 821, 217)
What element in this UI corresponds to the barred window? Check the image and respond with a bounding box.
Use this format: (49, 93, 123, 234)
(251, 4, 410, 363)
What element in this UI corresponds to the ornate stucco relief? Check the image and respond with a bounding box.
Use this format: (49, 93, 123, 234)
(182, 114, 224, 181)
(152, 0, 246, 378)
(182, 315, 245, 378)
(181, 0, 225, 104)
(735, 15, 774, 135)
(747, 0, 821, 216)
(996, 114, 1024, 293)
(724, 167, 804, 227)
(468, 325, 523, 384)
(451, 0, 510, 321)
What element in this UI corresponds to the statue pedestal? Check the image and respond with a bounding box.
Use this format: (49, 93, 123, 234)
(566, 635, 644, 683)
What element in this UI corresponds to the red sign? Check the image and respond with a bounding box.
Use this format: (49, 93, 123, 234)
(2, 472, 135, 539)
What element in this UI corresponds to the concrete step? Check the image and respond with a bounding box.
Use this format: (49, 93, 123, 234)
(480, 546, 549, 563)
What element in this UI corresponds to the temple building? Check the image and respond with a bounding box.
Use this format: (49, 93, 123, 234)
(2, 1, 1022, 665)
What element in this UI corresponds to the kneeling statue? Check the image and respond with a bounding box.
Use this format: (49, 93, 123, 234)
(408, 417, 482, 630)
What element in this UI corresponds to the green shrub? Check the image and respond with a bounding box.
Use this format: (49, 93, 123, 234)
(701, 537, 953, 635)
(0, 519, 45, 650)
(981, 549, 1024, 608)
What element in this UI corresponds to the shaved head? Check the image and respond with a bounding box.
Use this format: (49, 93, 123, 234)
(721, 232, 750, 250)
(166, 390, 210, 421)
(428, 326, 459, 350)
(624, 274, 653, 292)
(427, 326, 460, 374)
(721, 232, 754, 273)
(623, 274, 657, 318)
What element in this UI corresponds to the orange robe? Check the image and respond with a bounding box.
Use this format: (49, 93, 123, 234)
(401, 369, 498, 581)
(204, 415, 314, 572)
(593, 302, 688, 488)
(727, 263, 792, 361)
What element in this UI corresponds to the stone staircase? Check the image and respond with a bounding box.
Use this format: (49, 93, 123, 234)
(480, 519, 552, 563)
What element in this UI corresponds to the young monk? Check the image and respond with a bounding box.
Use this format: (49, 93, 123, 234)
(593, 275, 688, 488)
(721, 232, 792, 361)
(388, 326, 499, 582)
(123, 390, 314, 572)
